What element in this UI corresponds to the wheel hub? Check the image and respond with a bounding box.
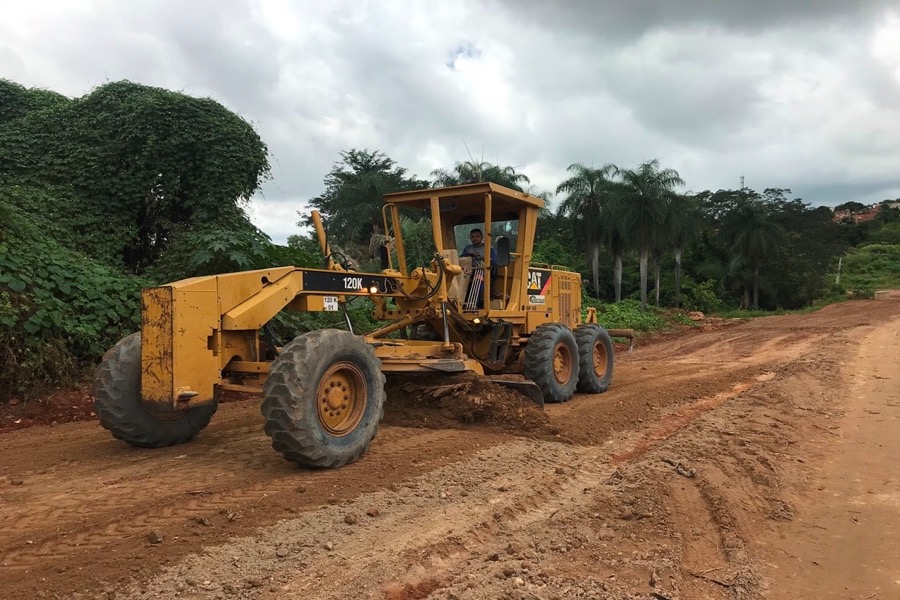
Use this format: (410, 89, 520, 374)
(593, 342, 608, 377)
(317, 362, 366, 436)
(553, 343, 573, 384)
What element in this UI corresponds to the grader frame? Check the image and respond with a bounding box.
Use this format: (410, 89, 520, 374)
(92, 183, 616, 468)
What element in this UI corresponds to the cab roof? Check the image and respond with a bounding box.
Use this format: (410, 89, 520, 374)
(383, 182, 545, 212)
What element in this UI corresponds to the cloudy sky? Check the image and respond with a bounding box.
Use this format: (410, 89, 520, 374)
(3, 0, 900, 243)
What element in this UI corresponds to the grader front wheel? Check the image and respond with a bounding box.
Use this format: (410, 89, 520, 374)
(316, 361, 367, 436)
(92, 333, 217, 448)
(524, 323, 580, 403)
(261, 329, 386, 468)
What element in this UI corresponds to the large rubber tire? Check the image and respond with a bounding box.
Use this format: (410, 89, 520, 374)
(261, 329, 386, 468)
(574, 324, 614, 393)
(92, 333, 217, 448)
(523, 323, 579, 404)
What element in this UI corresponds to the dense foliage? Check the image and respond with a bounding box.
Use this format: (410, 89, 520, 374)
(0, 79, 295, 397)
(0, 201, 146, 396)
(304, 149, 431, 256)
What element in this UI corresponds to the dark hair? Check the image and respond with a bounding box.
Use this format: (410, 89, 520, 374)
(470, 228, 483, 235)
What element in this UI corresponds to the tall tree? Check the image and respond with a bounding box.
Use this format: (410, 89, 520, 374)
(555, 163, 619, 296)
(303, 149, 430, 258)
(720, 198, 786, 309)
(764, 189, 845, 308)
(606, 216, 628, 302)
(669, 194, 702, 308)
(615, 159, 685, 310)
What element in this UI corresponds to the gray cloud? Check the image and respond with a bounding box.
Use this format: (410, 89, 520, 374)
(496, 0, 893, 40)
(2, 0, 899, 243)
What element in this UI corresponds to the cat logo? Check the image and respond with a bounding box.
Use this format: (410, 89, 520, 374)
(527, 270, 542, 291)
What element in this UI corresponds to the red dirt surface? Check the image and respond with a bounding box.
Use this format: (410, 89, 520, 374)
(0, 384, 95, 434)
(1, 297, 898, 599)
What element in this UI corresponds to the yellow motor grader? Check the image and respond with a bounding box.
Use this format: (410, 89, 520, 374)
(92, 183, 615, 468)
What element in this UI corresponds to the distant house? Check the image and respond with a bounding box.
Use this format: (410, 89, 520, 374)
(833, 203, 883, 223)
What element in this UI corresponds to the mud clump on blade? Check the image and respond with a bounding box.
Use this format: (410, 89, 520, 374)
(382, 373, 558, 437)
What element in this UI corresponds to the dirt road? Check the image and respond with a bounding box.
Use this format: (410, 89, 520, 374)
(1, 298, 898, 599)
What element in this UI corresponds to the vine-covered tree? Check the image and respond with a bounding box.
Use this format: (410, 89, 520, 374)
(0, 79, 68, 126)
(0, 79, 272, 273)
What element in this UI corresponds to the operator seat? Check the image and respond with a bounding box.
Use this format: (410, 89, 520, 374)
(441, 249, 473, 303)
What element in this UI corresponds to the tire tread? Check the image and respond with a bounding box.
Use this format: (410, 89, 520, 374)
(92, 333, 216, 448)
(261, 329, 385, 468)
(574, 324, 614, 393)
(523, 323, 579, 403)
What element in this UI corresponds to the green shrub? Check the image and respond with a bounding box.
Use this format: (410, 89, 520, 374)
(839, 243, 900, 291)
(849, 286, 875, 299)
(0, 208, 146, 397)
(678, 277, 722, 314)
(582, 293, 669, 331)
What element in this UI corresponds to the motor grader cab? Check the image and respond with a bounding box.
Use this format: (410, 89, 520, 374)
(92, 183, 615, 468)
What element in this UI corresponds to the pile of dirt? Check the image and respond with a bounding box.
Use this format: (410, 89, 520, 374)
(0, 385, 95, 433)
(382, 372, 558, 437)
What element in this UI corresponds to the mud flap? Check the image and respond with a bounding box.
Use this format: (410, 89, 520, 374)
(490, 379, 545, 409)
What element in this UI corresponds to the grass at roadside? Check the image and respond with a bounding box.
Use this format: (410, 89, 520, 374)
(585, 297, 697, 332)
(837, 243, 900, 292)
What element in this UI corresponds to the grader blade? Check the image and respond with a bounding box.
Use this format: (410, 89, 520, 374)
(489, 379, 545, 409)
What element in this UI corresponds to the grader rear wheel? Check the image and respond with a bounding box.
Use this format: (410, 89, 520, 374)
(574, 324, 615, 393)
(261, 329, 386, 468)
(523, 323, 579, 403)
(92, 333, 217, 448)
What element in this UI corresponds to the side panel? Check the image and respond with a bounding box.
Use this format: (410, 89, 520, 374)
(520, 267, 581, 332)
(141, 280, 219, 409)
(554, 271, 580, 328)
(141, 287, 174, 406)
(173, 283, 219, 405)
(524, 267, 553, 331)
(526, 268, 551, 307)
(302, 271, 397, 294)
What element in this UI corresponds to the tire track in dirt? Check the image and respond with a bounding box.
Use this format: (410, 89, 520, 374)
(0, 425, 511, 585)
(118, 439, 618, 600)
(0, 426, 470, 542)
(116, 358, 800, 600)
(115, 302, 898, 599)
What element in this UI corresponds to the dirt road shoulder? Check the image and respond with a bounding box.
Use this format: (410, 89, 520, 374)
(756, 314, 900, 599)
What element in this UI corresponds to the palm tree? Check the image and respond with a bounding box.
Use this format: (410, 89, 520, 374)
(431, 159, 531, 192)
(668, 194, 701, 308)
(605, 215, 628, 302)
(615, 160, 685, 311)
(720, 199, 786, 309)
(555, 163, 619, 296)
